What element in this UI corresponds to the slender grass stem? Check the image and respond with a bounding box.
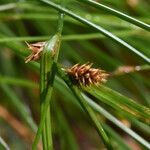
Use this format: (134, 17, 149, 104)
(32, 3, 65, 149)
(32, 34, 61, 150)
(45, 107, 51, 149)
(40, 49, 51, 150)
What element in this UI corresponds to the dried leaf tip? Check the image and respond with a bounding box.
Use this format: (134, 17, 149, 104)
(24, 41, 45, 63)
(66, 63, 109, 86)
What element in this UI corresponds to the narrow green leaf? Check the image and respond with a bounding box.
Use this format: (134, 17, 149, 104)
(55, 102, 79, 150)
(40, 0, 150, 63)
(0, 29, 146, 43)
(77, 0, 150, 31)
(83, 94, 150, 149)
(0, 136, 10, 150)
(0, 75, 38, 88)
(0, 84, 37, 132)
(32, 34, 61, 150)
(103, 124, 131, 150)
(83, 85, 150, 123)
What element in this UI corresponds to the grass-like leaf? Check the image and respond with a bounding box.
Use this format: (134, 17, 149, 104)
(0, 75, 38, 88)
(77, 0, 150, 31)
(83, 85, 150, 123)
(103, 124, 131, 150)
(0, 136, 10, 150)
(54, 102, 79, 150)
(0, 84, 37, 132)
(0, 29, 147, 43)
(40, 0, 150, 63)
(83, 94, 150, 149)
(32, 34, 61, 149)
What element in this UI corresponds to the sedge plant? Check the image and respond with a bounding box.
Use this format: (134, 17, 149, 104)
(0, 0, 150, 150)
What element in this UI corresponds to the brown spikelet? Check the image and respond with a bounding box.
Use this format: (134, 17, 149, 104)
(67, 63, 109, 86)
(25, 41, 45, 63)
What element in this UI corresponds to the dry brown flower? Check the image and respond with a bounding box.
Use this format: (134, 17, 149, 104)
(25, 41, 46, 63)
(67, 63, 109, 86)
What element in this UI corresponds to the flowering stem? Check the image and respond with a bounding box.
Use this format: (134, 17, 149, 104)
(56, 64, 112, 150)
(32, 1, 66, 149)
(32, 19, 64, 150)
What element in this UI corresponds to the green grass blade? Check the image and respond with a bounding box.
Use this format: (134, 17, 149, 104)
(103, 124, 131, 150)
(130, 118, 150, 135)
(0, 75, 38, 88)
(0, 84, 37, 132)
(83, 85, 150, 122)
(1, 12, 149, 29)
(0, 136, 10, 150)
(32, 34, 61, 149)
(32, 0, 66, 146)
(1, 29, 147, 43)
(40, 0, 149, 63)
(83, 94, 150, 149)
(54, 102, 79, 150)
(77, 0, 150, 31)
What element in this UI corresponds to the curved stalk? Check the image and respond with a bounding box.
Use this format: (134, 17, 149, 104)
(32, 3, 65, 149)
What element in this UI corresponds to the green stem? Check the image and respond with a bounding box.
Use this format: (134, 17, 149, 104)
(57, 13, 65, 34)
(45, 107, 51, 149)
(57, 64, 112, 150)
(32, 3, 65, 149)
(40, 48, 52, 150)
(40, 0, 150, 63)
(32, 35, 61, 150)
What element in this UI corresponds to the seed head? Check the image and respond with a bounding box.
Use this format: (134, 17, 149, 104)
(67, 63, 109, 86)
(25, 41, 45, 63)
